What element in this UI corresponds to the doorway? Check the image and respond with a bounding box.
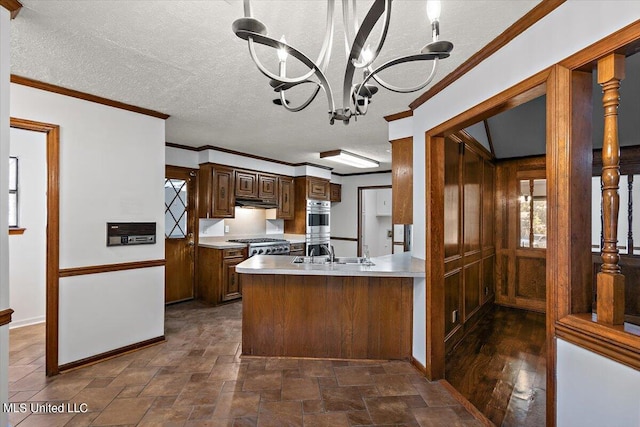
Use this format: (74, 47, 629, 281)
(358, 186, 392, 258)
(164, 166, 197, 304)
(9, 118, 60, 376)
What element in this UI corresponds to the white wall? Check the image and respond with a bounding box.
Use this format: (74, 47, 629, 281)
(11, 83, 166, 365)
(399, 0, 640, 416)
(330, 172, 391, 257)
(1, 7, 11, 427)
(557, 339, 640, 426)
(362, 189, 392, 258)
(9, 128, 47, 328)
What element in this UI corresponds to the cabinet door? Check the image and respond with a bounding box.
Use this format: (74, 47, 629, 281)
(330, 183, 341, 203)
(235, 171, 258, 198)
(222, 257, 243, 301)
(213, 166, 235, 218)
(198, 164, 213, 218)
(259, 174, 277, 200)
(277, 176, 295, 219)
(307, 177, 330, 200)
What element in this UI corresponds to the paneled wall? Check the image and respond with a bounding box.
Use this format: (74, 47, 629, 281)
(443, 134, 495, 351)
(495, 156, 546, 312)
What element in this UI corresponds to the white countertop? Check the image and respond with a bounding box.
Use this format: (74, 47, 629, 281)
(198, 237, 247, 249)
(236, 252, 425, 278)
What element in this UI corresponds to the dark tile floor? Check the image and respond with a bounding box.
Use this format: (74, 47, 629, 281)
(8, 300, 486, 426)
(445, 305, 547, 427)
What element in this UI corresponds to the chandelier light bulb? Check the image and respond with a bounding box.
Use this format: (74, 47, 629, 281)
(426, 0, 441, 23)
(362, 45, 373, 63)
(277, 35, 288, 62)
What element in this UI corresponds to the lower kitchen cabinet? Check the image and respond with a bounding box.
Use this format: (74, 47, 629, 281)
(197, 246, 247, 305)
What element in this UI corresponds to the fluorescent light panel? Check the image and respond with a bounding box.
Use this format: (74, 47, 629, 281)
(320, 150, 379, 168)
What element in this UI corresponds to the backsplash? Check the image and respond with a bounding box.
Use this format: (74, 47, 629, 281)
(199, 207, 283, 238)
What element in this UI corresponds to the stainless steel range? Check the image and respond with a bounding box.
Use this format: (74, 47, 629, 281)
(227, 238, 290, 257)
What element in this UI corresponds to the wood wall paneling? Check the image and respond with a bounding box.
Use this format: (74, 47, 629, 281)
(464, 262, 481, 321)
(444, 138, 461, 259)
(463, 147, 482, 254)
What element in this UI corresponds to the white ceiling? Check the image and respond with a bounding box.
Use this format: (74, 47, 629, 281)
(10, 0, 541, 174)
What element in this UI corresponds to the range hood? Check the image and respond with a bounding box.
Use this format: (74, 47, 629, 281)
(235, 198, 278, 209)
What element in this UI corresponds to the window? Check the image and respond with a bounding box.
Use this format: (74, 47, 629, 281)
(164, 178, 188, 238)
(518, 178, 547, 248)
(9, 156, 18, 227)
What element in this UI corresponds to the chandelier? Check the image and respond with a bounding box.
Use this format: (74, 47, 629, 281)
(232, 0, 453, 125)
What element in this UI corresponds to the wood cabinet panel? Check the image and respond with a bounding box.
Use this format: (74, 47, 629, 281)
(197, 246, 247, 305)
(235, 171, 258, 198)
(444, 138, 461, 259)
(464, 148, 482, 254)
(516, 256, 546, 301)
(391, 137, 413, 224)
(242, 274, 412, 360)
(198, 164, 235, 218)
(259, 174, 277, 200)
(330, 183, 342, 203)
(307, 177, 330, 200)
(277, 176, 295, 219)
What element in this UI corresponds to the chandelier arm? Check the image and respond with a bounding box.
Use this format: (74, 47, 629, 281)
(241, 32, 337, 114)
(352, 0, 392, 69)
(342, 0, 387, 116)
(372, 58, 438, 93)
(317, 0, 336, 72)
(279, 83, 323, 113)
(247, 36, 315, 84)
(243, 0, 252, 17)
(366, 54, 445, 94)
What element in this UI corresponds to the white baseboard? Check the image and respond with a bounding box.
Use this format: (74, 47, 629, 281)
(9, 316, 45, 329)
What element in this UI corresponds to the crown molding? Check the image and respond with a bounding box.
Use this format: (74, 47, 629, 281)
(0, 0, 22, 19)
(409, 0, 566, 110)
(11, 75, 170, 119)
(384, 110, 413, 122)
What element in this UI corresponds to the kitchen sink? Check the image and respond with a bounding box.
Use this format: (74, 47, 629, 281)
(291, 256, 374, 266)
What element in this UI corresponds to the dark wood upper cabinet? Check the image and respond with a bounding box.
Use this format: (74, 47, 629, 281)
(391, 137, 413, 224)
(198, 164, 235, 219)
(258, 173, 277, 200)
(235, 170, 258, 198)
(307, 177, 330, 200)
(330, 183, 341, 203)
(278, 176, 295, 219)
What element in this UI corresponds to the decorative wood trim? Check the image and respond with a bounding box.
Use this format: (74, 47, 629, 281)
(0, 0, 22, 19)
(330, 236, 358, 242)
(59, 259, 166, 278)
(439, 380, 495, 427)
(384, 110, 413, 122)
(0, 308, 14, 327)
(59, 336, 165, 373)
(556, 315, 640, 371)
(560, 20, 640, 71)
(11, 75, 170, 120)
(332, 170, 391, 177)
(166, 142, 335, 171)
(429, 68, 550, 139)
(483, 120, 496, 157)
(8, 227, 26, 235)
(409, 0, 565, 110)
(11, 117, 60, 376)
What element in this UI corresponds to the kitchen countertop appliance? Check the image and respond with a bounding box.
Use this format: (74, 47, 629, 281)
(227, 237, 290, 257)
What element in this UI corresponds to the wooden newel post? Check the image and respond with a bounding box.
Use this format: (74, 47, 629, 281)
(597, 53, 625, 325)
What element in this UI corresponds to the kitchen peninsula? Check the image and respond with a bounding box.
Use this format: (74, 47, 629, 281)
(237, 252, 424, 361)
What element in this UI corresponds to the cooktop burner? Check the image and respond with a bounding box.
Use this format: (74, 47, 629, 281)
(227, 238, 287, 244)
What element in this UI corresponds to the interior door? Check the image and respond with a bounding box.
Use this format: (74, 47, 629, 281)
(165, 166, 197, 303)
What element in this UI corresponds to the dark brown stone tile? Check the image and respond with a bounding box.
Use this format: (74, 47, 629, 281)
(303, 412, 350, 427)
(213, 391, 261, 418)
(243, 371, 282, 391)
(321, 387, 365, 412)
(364, 396, 418, 424)
(281, 377, 320, 401)
(346, 410, 372, 426)
(258, 400, 303, 427)
(302, 399, 323, 414)
(373, 374, 419, 396)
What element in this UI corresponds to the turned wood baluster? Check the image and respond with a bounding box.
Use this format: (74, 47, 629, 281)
(597, 53, 625, 325)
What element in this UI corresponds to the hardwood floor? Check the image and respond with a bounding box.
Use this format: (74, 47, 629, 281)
(445, 305, 546, 427)
(8, 300, 486, 426)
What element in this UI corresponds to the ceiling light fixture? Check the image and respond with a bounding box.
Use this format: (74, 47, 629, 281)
(320, 150, 380, 168)
(232, 0, 453, 125)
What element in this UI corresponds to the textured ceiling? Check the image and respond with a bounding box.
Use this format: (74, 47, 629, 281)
(10, 0, 541, 173)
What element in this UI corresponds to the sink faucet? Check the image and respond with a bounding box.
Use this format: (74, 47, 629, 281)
(322, 244, 335, 263)
(309, 248, 315, 263)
